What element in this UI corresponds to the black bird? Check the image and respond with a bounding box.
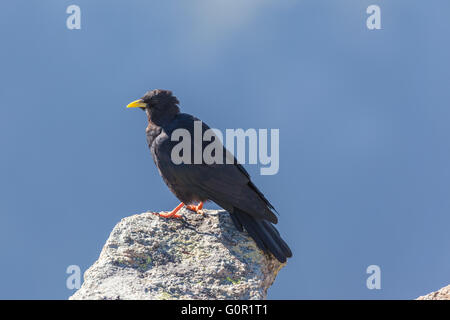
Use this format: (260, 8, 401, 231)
(127, 89, 292, 263)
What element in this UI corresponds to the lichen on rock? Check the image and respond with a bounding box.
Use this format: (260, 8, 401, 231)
(70, 209, 286, 300)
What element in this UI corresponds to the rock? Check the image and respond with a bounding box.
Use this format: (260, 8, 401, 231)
(417, 284, 450, 300)
(69, 209, 285, 300)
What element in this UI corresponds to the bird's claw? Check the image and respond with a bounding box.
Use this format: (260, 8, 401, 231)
(186, 202, 204, 215)
(154, 211, 183, 219)
(152, 202, 185, 219)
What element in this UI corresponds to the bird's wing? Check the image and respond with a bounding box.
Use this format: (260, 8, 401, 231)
(159, 113, 278, 223)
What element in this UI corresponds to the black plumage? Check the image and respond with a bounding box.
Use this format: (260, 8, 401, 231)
(128, 89, 292, 263)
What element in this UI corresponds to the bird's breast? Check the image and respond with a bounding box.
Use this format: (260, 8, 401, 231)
(146, 125, 162, 148)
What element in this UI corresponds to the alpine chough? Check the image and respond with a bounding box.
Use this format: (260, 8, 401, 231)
(127, 89, 292, 263)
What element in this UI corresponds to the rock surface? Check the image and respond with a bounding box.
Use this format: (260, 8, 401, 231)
(70, 209, 285, 300)
(417, 284, 450, 300)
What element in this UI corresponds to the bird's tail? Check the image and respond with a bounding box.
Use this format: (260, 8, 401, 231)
(231, 207, 292, 263)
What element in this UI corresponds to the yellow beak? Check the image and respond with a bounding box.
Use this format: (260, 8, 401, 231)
(126, 99, 147, 108)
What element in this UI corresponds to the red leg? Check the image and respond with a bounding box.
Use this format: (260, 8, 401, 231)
(157, 202, 184, 219)
(186, 202, 204, 214)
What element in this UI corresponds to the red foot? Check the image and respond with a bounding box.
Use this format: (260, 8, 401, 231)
(155, 202, 184, 219)
(186, 202, 204, 214)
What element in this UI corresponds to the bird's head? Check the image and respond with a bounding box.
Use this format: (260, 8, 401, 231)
(127, 89, 180, 125)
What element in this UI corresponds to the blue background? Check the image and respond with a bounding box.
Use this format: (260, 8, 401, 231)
(1, 1, 449, 299)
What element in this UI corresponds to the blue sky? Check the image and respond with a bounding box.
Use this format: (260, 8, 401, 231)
(1, 1, 450, 299)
